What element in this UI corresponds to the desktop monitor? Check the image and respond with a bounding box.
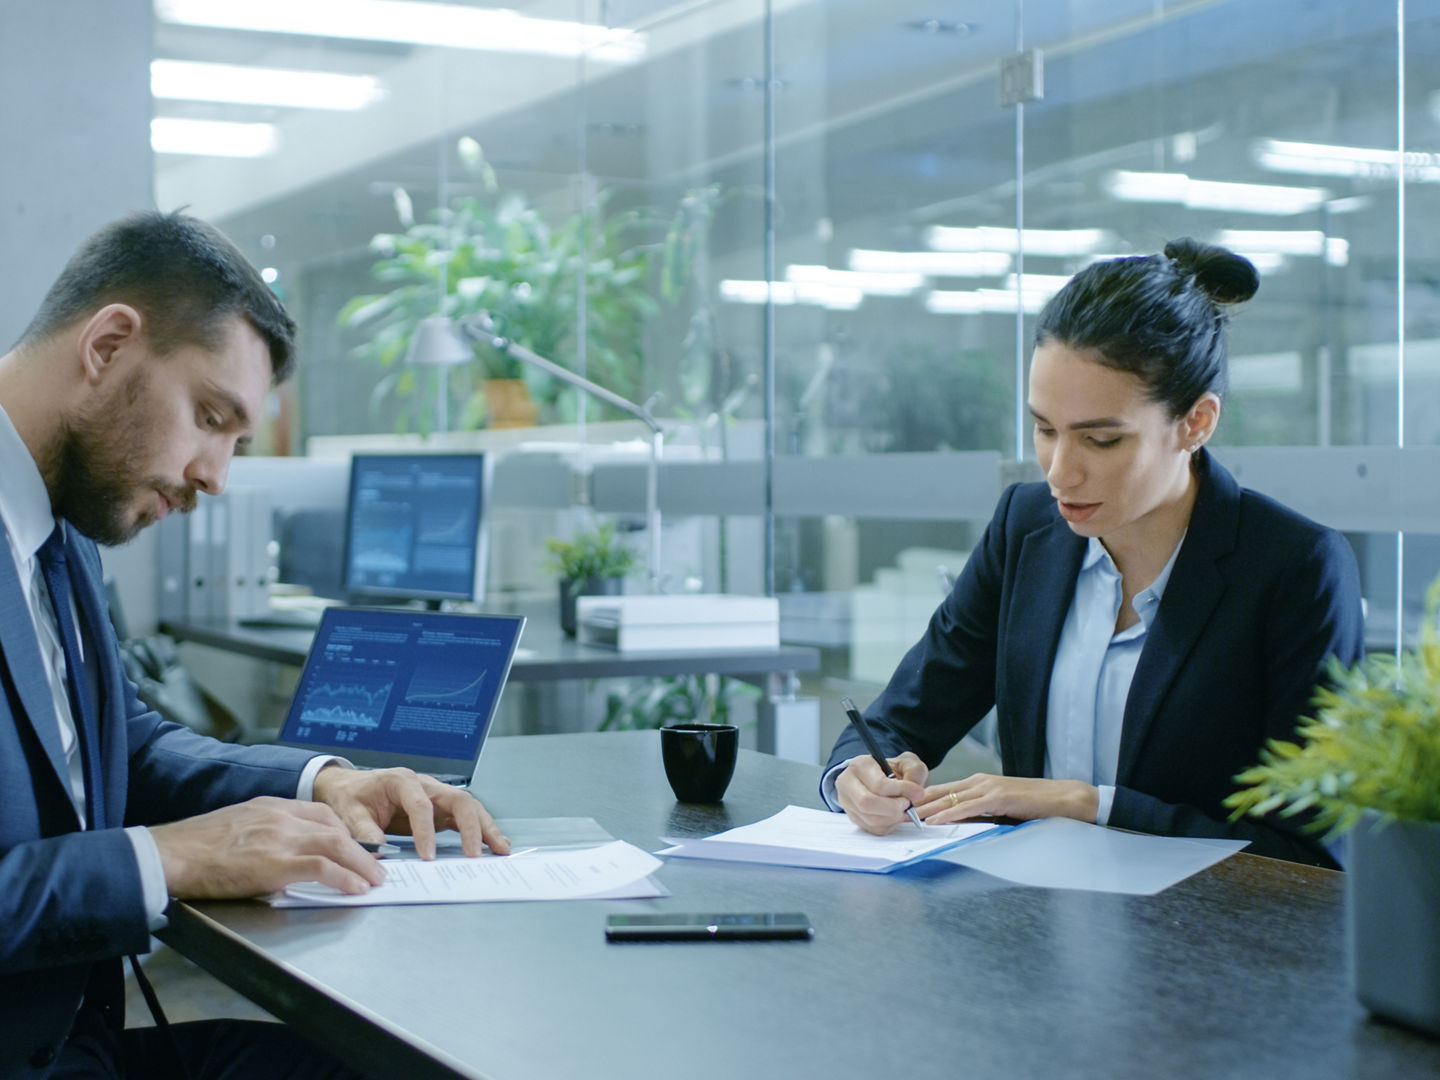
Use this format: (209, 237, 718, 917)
(342, 452, 490, 605)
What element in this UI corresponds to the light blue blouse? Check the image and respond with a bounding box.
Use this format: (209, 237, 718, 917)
(1045, 535, 1183, 824)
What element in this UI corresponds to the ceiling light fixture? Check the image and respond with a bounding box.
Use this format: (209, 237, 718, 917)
(1215, 230, 1349, 266)
(154, 0, 646, 62)
(1253, 138, 1440, 183)
(925, 226, 1113, 257)
(720, 280, 863, 311)
(1103, 171, 1329, 215)
(785, 265, 923, 297)
(152, 59, 384, 110)
(151, 116, 279, 157)
(848, 249, 1012, 277)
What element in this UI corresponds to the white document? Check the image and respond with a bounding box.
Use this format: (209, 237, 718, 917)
(934, 817, 1249, 895)
(658, 805, 999, 872)
(272, 840, 664, 907)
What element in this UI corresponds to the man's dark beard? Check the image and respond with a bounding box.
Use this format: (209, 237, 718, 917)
(50, 372, 196, 546)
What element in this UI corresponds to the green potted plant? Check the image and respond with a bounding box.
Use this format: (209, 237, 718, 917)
(1226, 579, 1440, 1037)
(544, 519, 636, 636)
(338, 141, 657, 435)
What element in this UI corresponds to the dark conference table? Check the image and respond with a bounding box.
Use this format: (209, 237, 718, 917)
(158, 731, 1440, 1080)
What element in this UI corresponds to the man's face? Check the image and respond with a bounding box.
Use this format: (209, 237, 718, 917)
(53, 316, 272, 545)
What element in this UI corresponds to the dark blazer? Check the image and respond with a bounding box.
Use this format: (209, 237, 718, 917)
(826, 451, 1364, 866)
(0, 524, 317, 1078)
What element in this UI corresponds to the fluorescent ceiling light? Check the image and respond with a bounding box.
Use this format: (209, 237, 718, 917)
(1104, 171, 1329, 215)
(1001, 272, 1071, 294)
(926, 287, 1052, 315)
(848, 249, 1012, 276)
(1253, 138, 1440, 183)
(1215, 230, 1349, 267)
(720, 280, 862, 311)
(785, 265, 923, 297)
(925, 226, 1113, 257)
(151, 117, 278, 157)
(155, 0, 646, 62)
(152, 59, 384, 110)
(1227, 252, 1288, 275)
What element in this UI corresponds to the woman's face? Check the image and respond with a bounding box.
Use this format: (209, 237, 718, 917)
(1028, 341, 1215, 546)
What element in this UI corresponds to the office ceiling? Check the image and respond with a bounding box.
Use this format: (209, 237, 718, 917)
(151, 0, 1440, 321)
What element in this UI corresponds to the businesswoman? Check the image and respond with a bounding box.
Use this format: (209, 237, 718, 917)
(825, 239, 1363, 866)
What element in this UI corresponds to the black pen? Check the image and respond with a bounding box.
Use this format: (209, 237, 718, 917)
(840, 697, 924, 829)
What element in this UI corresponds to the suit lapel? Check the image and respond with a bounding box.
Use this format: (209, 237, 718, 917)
(1116, 452, 1239, 784)
(1004, 518, 1085, 777)
(0, 539, 72, 798)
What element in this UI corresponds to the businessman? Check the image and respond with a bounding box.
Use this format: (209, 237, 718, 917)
(0, 211, 509, 1079)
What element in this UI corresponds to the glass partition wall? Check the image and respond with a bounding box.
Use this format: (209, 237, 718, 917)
(155, 1, 1440, 745)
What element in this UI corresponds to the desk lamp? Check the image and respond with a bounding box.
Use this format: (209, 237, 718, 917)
(405, 311, 664, 593)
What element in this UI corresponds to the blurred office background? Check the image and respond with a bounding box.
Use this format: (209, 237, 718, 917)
(6, 0, 1440, 754)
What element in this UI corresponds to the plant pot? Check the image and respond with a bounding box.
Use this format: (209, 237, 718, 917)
(559, 575, 624, 637)
(1348, 813, 1440, 1037)
(485, 378, 537, 429)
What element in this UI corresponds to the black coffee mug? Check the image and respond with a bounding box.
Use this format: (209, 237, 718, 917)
(661, 723, 739, 803)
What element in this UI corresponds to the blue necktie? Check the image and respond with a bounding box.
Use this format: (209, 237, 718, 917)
(37, 526, 106, 830)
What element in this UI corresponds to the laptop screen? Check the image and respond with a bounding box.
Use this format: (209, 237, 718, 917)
(278, 607, 526, 780)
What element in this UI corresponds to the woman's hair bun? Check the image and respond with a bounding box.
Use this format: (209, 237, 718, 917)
(1162, 237, 1259, 305)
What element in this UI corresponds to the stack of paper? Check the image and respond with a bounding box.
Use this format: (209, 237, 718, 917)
(657, 805, 1001, 872)
(273, 840, 664, 907)
(576, 594, 779, 652)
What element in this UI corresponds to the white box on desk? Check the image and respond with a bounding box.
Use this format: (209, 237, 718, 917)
(576, 594, 780, 652)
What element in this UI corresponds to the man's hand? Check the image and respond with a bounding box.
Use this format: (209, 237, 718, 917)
(150, 797, 386, 900)
(834, 751, 929, 835)
(311, 766, 510, 859)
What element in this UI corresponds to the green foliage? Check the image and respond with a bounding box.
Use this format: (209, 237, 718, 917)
(872, 345, 1011, 453)
(600, 673, 759, 731)
(543, 519, 636, 584)
(1225, 576, 1440, 838)
(338, 156, 657, 434)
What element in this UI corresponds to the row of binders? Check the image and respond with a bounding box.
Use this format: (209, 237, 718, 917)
(157, 486, 274, 622)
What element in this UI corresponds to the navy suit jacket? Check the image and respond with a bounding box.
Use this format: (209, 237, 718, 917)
(826, 452, 1364, 866)
(0, 524, 317, 1077)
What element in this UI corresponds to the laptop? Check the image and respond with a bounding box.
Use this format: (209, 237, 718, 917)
(277, 607, 526, 784)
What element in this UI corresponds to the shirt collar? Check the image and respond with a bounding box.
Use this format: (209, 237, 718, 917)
(0, 402, 59, 562)
(1082, 533, 1186, 603)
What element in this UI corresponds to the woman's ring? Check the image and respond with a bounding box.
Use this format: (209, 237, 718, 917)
(948, 792, 959, 808)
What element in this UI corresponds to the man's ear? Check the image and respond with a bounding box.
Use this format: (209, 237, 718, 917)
(76, 304, 144, 386)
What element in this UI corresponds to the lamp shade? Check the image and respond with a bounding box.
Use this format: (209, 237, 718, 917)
(404, 315, 472, 366)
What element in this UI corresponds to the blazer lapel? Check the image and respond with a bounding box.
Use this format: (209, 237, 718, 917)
(0, 541, 72, 799)
(1116, 452, 1239, 784)
(1003, 518, 1085, 777)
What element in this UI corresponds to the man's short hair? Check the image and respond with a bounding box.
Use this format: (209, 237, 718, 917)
(18, 210, 296, 382)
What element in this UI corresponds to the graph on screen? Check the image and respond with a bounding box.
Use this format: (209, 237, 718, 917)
(297, 677, 394, 729)
(405, 666, 488, 709)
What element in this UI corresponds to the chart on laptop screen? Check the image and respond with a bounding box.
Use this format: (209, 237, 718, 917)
(284, 609, 521, 763)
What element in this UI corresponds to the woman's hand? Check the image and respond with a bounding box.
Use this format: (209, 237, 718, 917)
(835, 752, 929, 835)
(916, 774, 1098, 825)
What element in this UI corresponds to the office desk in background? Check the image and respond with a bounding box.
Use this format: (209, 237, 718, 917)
(159, 607, 822, 759)
(159, 731, 1440, 1080)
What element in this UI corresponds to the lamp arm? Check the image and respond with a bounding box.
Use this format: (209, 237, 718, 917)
(454, 313, 661, 435)
(455, 311, 665, 593)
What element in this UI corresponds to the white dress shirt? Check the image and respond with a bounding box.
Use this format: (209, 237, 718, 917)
(1045, 535, 1182, 825)
(0, 403, 335, 928)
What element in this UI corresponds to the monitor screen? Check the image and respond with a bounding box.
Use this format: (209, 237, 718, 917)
(342, 453, 489, 603)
